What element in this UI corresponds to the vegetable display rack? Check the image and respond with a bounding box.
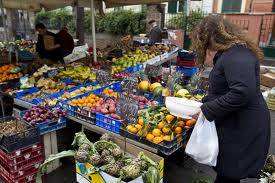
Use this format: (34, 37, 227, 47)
(20, 111, 67, 135)
(121, 128, 192, 155)
(0, 117, 40, 152)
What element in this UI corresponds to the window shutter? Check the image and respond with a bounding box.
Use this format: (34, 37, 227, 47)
(222, 0, 242, 13)
(168, 1, 178, 14)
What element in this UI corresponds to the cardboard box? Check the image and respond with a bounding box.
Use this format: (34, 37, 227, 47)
(43, 35, 55, 50)
(75, 137, 164, 183)
(261, 72, 275, 88)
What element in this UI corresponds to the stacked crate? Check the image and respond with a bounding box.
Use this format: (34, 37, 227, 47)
(0, 143, 44, 183)
(176, 50, 198, 76)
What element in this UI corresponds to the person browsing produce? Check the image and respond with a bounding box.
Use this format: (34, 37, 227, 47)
(191, 15, 270, 183)
(35, 23, 64, 64)
(148, 20, 162, 44)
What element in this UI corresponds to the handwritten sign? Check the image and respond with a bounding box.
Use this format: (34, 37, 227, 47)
(116, 93, 138, 124)
(145, 64, 162, 77)
(121, 77, 138, 93)
(96, 70, 111, 83)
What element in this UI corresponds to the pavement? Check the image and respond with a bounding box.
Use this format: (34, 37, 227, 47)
(43, 111, 275, 183)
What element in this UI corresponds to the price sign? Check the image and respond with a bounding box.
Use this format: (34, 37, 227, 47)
(121, 77, 138, 93)
(145, 64, 162, 77)
(116, 93, 139, 124)
(96, 70, 111, 83)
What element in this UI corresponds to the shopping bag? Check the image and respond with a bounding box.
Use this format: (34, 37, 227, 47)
(185, 112, 219, 166)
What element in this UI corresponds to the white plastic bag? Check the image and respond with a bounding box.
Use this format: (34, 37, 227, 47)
(185, 112, 219, 166)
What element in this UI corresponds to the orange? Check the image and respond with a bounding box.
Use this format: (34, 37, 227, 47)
(177, 121, 185, 127)
(137, 118, 144, 126)
(163, 135, 171, 141)
(126, 125, 138, 134)
(135, 124, 142, 131)
(175, 127, 182, 134)
(152, 129, 162, 137)
(157, 121, 165, 129)
(162, 127, 171, 134)
(153, 137, 163, 144)
(186, 119, 196, 127)
(146, 133, 154, 141)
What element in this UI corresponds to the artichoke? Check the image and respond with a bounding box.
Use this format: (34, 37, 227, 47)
(112, 147, 123, 158)
(101, 149, 111, 158)
(102, 155, 115, 165)
(100, 133, 112, 142)
(75, 150, 89, 163)
(105, 163, 120, 176)
(131, 158, 147, 170)
(115, 160, 125, 169)
(78, 143, 91, 152)
(89, 153, 102, 166)
(121, 163, 141, 179)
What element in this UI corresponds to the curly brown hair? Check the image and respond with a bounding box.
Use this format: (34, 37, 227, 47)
(190, 15, 263, 65)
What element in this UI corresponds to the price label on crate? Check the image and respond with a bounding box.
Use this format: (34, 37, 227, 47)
(116, 93, 138, 124)
(145, 64, 162, 77)
(121, 77, 138, 93)
(96, 70, 111, 83)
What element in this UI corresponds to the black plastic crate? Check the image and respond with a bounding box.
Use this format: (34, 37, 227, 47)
(0, 117, 40, 152)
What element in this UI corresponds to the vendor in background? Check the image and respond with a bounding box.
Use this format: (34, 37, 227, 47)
(57, 27, 74, 57)
(35, 23, 63, 64)
(148, 20, 162, 44)
(191, 15, 270, 183)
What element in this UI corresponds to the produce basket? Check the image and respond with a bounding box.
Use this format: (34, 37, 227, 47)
(96, 112, 124, 134)
(20, 110, 67, 135)
(0, 116, 40, 152)
(0, 143, 43, 171)
(18, 50, 34, 61)
(176, 66, 199, 76)
(93, 82, 122, 95)
(15, 87, 44, 104)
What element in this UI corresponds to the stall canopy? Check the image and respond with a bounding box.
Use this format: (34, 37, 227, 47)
(1, 0, 176, 10)
(1, 0, 176, 61)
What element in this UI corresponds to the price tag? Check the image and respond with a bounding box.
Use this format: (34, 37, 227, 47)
(145, 64, 162, 77)
(96, 70, 111, 83)
(121, 77, 138, 93)
(116, 93, 139, 124)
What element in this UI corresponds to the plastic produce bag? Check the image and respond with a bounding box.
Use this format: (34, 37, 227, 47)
(185, 112, 219, 166)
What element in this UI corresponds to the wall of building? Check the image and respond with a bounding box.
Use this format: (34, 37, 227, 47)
(213, 0, 274, 13)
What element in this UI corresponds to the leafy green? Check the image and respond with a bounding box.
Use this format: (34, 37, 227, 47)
(142, 166, 160, 183)
(71, 132, 93, 148)
(36, 150, 75, 183)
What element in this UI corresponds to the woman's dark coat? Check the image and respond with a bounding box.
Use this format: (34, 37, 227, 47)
(201, 45, 271, 179)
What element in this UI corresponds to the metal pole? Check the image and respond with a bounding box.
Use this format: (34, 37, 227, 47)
(0, 0, 8, 41)
(90, 0, 97, 63)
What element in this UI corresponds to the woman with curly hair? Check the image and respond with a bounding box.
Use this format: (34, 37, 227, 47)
(191, 15, 270, 183)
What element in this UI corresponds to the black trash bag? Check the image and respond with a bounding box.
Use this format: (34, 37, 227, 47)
(0, 93, 14, 117)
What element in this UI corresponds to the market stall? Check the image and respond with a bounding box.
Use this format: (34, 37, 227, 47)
(0, 40, 204, 182)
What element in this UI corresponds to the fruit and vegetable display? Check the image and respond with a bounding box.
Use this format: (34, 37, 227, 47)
(102, 88, 118, 98)
(111, 49, 156, 74)
(23, 106, 65, 124)
(33, 65, 55, 78)
(126, 106, 196, 144)
(37, 133, 161, 183)
(124, 92, 160, 110)
(69, 93, 104, 108)
(57, 65, 96, 82)
(0, 64, 23, 83)
(0, 118, 28, 136)
(36, 78, 75, 94)
(44, 84, 102, 107)
(22, 91, 46, 102)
